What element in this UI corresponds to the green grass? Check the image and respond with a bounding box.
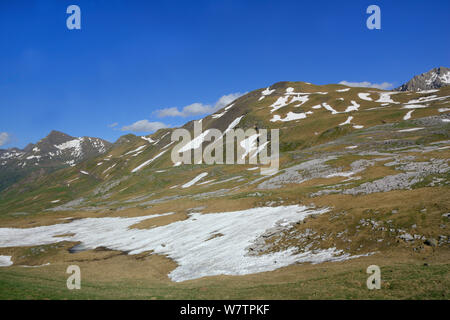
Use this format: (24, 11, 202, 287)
(0, 262, 448, 300)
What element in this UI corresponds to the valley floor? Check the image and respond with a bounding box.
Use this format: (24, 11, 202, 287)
(0, 249, 448, 299)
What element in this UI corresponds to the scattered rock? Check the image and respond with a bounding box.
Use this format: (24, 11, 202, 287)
(424, 238, 437, 247)
(399, 233, 414, 241)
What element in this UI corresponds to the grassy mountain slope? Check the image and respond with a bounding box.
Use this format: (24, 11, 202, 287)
(0, 81, 449, 299)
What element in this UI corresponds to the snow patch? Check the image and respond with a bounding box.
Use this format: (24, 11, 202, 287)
(358, 93, 373, 101)
(131, 150, 168, 173)
(141, 136, 155, 143)
(403, 110, 414, 120)
(376, 92, 398, 104)
(322, 103, 339, 114)
(271, 112, 307, 122)
(125, 145, 146, 155)
(0, 255, 12, 267)
(402, 104, 428, 109)
(397, 128, 424, 133)
(182, 172, 209, 188)
(339, 116, 353, 126)
(344, 101, 360, 112)
(0, 205, 367, 282)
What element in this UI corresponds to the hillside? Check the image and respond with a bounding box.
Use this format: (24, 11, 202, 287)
(0, 80, 449, 298)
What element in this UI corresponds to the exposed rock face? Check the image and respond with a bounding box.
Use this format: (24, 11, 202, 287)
(396, 67, 450, 91)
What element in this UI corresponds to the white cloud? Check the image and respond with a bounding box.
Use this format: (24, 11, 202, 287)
(156, 92, 244, 118)
(0, 132, 11, 147)
(339, 81, 393, 90)
(108, 122, 118, 128)
(121, 120, 169, 133)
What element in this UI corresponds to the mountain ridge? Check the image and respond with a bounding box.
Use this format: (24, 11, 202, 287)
(0, 130, 112, 192)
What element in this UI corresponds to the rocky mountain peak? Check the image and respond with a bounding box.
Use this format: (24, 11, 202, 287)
(396, 66, 450, 91)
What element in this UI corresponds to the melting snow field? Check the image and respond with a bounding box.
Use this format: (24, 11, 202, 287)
(0, 205, 367, 282)
(0, 255, 13, 267)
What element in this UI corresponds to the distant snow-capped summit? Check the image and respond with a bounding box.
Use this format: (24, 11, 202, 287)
(0, 130, 111, 191)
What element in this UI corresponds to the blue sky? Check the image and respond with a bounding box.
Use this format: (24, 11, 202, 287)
(0, 0, 449, 148)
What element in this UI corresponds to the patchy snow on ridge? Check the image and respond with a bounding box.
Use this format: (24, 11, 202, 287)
(261, 87, 275, 96)
(0, 205, 368, 281)
(402, 104, 428, 109)
(291, 95, 309, 107)
(339, 116, 353, 126)
(55, 138, 84, 158)
(240, 134, 260, 159)
(322, 103, 339, 114)
(344, 101, 360, 112)
(403, 110, 414, 120)
(217, 116, 244, 142)
(141, 136, 154, 143)
(271, 112, 307, 122)
(270, 96, 290, 113)
(212, 111, 226, 119)
(259, 87, 275, 100)
(358, 93, 373, 101)
(224, 103, 235, 111)
(182, 172, 208, 188)
(179, 130, 211, 153)
(131, 150, 168, 173)
(103, 163, 116, 174)
(417, 89, 439, 94)
(125, 145, 146, 155)
(406, 95, 450, 105)
(336, 88, 350, 92)
(376, 92, 399, 103)
(397, 128, 424, 133)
